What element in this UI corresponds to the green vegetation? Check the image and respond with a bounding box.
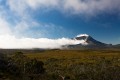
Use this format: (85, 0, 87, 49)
(0, 50, 120, 80)
(0, 52, 45, 80)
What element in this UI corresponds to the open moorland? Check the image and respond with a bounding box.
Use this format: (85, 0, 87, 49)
(0, 49, 120, 80)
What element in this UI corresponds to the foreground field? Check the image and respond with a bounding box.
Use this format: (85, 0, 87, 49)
(25, 50, 120, 80)
(0, 49, 120, 80)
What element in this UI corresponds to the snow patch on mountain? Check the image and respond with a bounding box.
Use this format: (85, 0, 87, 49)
(76, 34, 89, 37)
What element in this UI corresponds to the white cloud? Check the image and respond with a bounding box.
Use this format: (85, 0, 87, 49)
(12, 19, 65, 38)
(0, 35, 85, 49)
(0, 4, 66, 38)
(0, 18, 12, 35)
(7, 0, 27, 16)
(27, 0, 59, 9)
(0, 0, 65, 38)
(13, 20, 32, 37)
(7, 0, 120, 16)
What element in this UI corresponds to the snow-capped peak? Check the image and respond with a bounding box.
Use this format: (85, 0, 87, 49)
(72, 34, 89, 45)
(76, 34, 89, 37)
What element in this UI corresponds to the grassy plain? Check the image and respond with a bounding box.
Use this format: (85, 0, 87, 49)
(25, 50, 120, 80)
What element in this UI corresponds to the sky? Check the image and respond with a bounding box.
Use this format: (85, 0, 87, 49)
(0, 0, 120, 48)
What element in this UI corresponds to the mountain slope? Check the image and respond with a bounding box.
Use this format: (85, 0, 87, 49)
(64, 34, 109, 49)
(74, 34, 106, 46)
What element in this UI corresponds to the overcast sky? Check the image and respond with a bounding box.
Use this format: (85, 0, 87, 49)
(0, 0, 120, 48)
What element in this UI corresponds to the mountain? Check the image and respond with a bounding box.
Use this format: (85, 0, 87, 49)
(63, 34, 112, 49)
(112, 44, 120, 49)
(74, 34, 106, 46)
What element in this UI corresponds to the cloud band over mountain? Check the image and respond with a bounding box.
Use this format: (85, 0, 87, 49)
(0, 35, 85, 49)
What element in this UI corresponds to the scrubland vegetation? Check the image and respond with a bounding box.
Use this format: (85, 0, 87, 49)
(0, 50, 120, 80)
